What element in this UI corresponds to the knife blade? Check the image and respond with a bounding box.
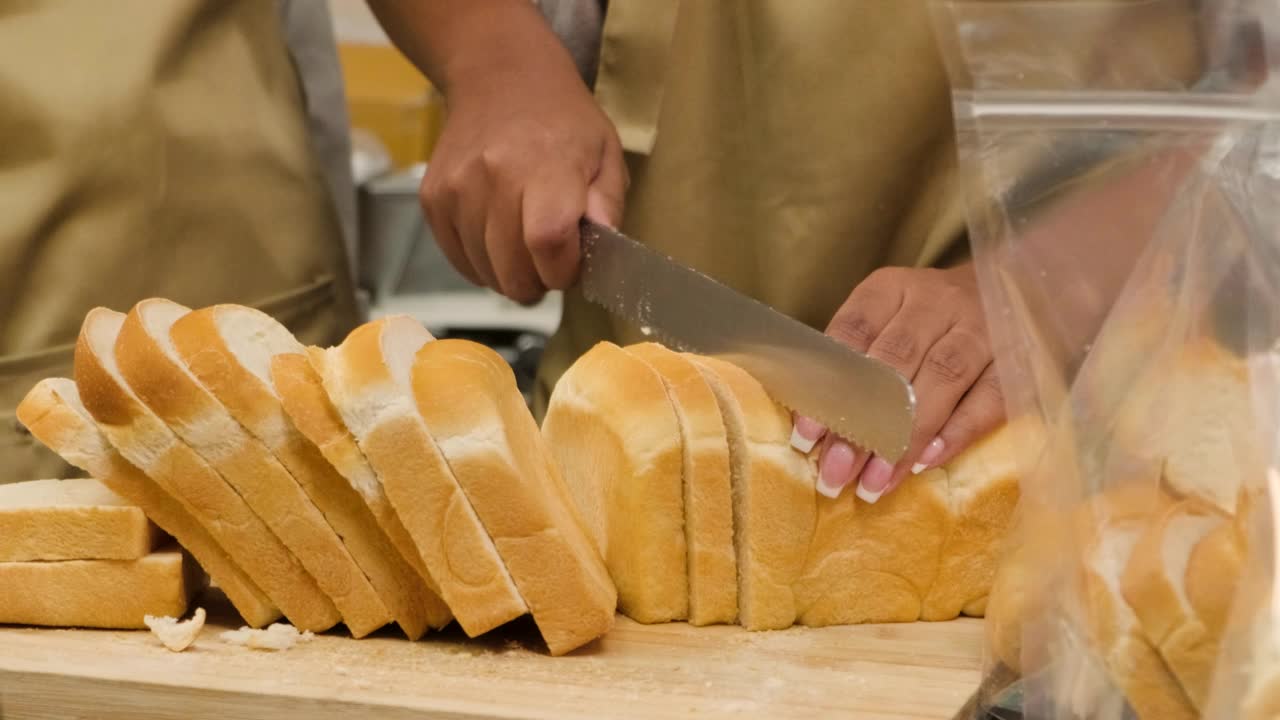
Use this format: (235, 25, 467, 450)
(578, 221, 917, 463)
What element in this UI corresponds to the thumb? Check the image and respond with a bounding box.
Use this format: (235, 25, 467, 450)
(585, 135, 628, 229)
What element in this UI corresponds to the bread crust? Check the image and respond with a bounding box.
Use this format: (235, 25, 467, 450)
(73, 308, 337, 631)
(17, 379, 279, 627)
(115, 299, 389, 636)
(922, 423, 1029, 620)
(173, 305, 446, 640)
(691, 355, 814, 631)
(413, 339, 616, 654)
(626, 343, 736, 626)
(542, 342, 688, 623)
(324, 317, 526, 637)
(1122, 498, 1227, 708)
(0, 546, 203, 629)
(0, 478, 157, 562)
(1076, 488, 1197, 720)
(272, 350, 453, 630)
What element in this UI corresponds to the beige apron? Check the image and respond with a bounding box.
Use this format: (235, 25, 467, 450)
(534, 0, 970, 417)
(0, 1, 360, 480)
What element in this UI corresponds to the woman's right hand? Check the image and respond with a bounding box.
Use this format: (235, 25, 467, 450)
(419, 51, 627, 305)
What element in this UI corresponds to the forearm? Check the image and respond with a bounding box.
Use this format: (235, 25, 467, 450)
(364, 0, 583, 100)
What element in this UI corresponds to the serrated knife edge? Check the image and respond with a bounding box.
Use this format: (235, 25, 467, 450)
(578, 221, 917, 462)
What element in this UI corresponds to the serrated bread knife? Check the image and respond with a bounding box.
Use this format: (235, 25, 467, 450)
(578, 220, 917, 463)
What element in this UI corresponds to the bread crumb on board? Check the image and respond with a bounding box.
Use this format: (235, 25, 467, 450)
(143, 607, 206, 652)
(219, 623, 316, 651)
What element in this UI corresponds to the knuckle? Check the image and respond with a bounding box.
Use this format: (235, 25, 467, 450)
(440, 166, 470, 195)
(923, 342, 973, 386)
(420, 174, 446, 205)
(978, 369, 1004, 400)
(828, 310, 880, 350)
(872, 330, 919, 367)
(479, 146, 517, 182)
(525, 218, 575, 255)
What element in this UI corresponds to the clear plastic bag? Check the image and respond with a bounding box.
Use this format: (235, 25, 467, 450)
(932, 1, 1280, 717)
(1206, 116, 1280, 720)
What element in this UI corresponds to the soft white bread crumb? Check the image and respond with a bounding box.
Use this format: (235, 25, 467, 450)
(144, 607, 206, 652)
(219, 623, 316, 651)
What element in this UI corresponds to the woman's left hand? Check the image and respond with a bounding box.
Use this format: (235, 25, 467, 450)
(790, 262, 1005, 502)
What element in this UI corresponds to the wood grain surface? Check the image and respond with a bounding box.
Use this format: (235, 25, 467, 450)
(0, 589, 985, 719)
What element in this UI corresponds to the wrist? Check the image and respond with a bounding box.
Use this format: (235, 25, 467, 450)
(434, 6, 582, 101)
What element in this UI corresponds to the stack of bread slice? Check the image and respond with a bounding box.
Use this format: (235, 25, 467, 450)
(983, 339, 1260, 718)
(17, 300, 615, 655)
(542, 341, 1028, 631)
(0, 478, 204, 628)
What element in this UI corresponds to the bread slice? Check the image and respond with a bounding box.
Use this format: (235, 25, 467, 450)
(541, 341, 688, 623)
(412, 339, 616, 654)
(1122, 499, 1228, 708)
(170, 305, 446, 640)
(1185, 516, 1246, 641)
(690, 355, 815, 631)
(921, 422, 1028, 620)
(624, 343, 736, 626)
(0, 545, 204, 629)
(1115, 339, 1255, 514)
(72, 309, 335, 630)
(272, 348, 453, 631)
(16, 379, 279, 627)
(113, 299, 390, 636)
(321, 316, 526, 636)
(1078, 491, 1197, 720)
(0, 478, 159, 562)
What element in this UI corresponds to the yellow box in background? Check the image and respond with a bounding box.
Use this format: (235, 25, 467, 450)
(338, 43, 446, 168)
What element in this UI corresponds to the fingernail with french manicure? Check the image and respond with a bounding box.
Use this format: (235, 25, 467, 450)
(911, 437, 946, 475)
(816, 441, 856, 499)
(855, 457, 894, 504)
(790, 415, 826, 454)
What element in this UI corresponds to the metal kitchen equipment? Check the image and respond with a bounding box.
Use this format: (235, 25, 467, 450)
(357, 164, 562, 404)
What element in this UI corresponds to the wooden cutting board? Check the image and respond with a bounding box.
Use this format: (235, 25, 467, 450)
(0, 590, 984, 719)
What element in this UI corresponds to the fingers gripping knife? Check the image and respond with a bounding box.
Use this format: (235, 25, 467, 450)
(577, 221, 917, 463)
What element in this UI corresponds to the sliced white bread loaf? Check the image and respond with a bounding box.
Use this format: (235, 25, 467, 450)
(690, 355, 815, 631)
(625, 343, 736, 626)
(170, 304, 447, 640)
(114, 299, 390, 637)
(272, 348, 453, 631)
(1077, 489, 1196, 720)
(412, 339, 616, 654)
(17, 379, 279, 628)
(1122, 498, 1228, 709)
(72, 309, 335, 630)
(0, 546, 204, 629)
(322, 316, 526, 636)
(0, 477, 159, 562)
(541, 341, 688, 623)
